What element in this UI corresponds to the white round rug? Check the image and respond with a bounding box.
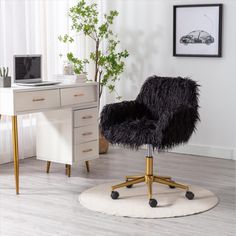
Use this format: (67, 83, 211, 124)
(79, 181, 219, 218)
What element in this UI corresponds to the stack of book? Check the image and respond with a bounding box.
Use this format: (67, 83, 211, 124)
(54, 74, 87, 83)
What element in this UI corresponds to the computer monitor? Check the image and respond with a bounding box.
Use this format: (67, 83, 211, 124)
(14, 55, 42, 83)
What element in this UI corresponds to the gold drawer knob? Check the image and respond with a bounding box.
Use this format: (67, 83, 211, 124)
(82, 132, 93, 136)
(82, 115, 93, 119)
(74, 93, 84, 97)
(32, 98, 45, 102)
(82, 148, 93, 153)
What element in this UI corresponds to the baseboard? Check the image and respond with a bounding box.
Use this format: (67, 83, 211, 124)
(170, 144, 236, 160)
(0, 155, 12, 165)
(112, 144, 236, 160)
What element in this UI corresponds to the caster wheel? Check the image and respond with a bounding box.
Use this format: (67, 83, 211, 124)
(111, 191, 119, 200)
(185, 191, 194, 200)
(169, 185, 176, 189)
(126, 184, 133, 188)
(149, 198, 158, 208)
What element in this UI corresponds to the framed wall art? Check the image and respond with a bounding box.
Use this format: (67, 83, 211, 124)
(173, 4, 223, 57)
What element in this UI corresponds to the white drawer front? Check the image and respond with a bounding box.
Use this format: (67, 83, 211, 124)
(74, 124, 98, 144)
(74, 141, 98, 162)
(74, 107, 98, 127)
(15, 89, 60, 112)
(60, 85, 97, 106)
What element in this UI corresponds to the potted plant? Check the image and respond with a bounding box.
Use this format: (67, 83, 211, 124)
(0, 67, 11, 88)
(59, 0, 129, 153)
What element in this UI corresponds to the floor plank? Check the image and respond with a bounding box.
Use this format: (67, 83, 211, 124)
(0, 148, 235, 236)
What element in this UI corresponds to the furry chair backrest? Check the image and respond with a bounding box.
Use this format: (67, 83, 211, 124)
(136, 76, 200, 148)
(136, 76, 199, 118)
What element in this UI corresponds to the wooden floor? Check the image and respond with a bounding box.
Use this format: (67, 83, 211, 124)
(0, 147, 235, 236)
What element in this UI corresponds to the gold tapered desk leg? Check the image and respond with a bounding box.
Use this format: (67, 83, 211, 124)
(65, 164, 71, 177)
(46, 161, 51, 173)
(67, 165, 71, 177)
(65, 164, 68, 175)
(85, 161, 90, 172)
(12, 116, 19, 194)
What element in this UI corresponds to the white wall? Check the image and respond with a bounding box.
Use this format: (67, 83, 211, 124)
(103, 0, 236, 159)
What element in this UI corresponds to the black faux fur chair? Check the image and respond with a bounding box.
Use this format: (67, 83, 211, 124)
(100, 75, 200, 207)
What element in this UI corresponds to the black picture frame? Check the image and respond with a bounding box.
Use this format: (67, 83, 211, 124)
(173, 4, 223, 57)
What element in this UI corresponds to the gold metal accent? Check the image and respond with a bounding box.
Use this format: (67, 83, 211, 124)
(147, 176, 153, 199)
(111, 156, 190, 199)
(66, 165, 71, 177)
(46, 161, 51, 173)
(12, 116, 19, 194)
(82, 148, 92, 153)
(65, 164, 68, 175)
(82, 132, 93, 136)
(82, 115, 93, 119)
(126, 175, 143, 180)
(74, 93, 84, 97)
(153, 177, 189, 190)
(85, 161, 90, 172)
(146, 156, 153, 176)
(157, 176, 172, 180)
(32, 98, 45, 102)
(112, 177, 145, 191)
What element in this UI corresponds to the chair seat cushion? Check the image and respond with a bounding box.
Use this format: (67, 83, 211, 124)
(102, 117, 162, 149)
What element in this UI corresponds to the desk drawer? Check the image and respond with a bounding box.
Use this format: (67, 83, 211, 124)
(74, 141, 98, 162)
(74, 124, 98, 144)
(60, 86, 97, 106)
(74, 107, 98, 127)
(15, 89, 60, 112)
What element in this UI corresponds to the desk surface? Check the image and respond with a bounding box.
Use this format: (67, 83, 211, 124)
(0, 81, 97, 93)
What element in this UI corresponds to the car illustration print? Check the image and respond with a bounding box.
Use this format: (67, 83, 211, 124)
(180, 30, 214, 45)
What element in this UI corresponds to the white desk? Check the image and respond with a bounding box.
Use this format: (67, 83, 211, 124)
(0, 81, 99, 194)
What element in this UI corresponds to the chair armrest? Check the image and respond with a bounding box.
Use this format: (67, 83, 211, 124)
(100, 101, 150, 129)
(157, 105, 200, 148)
(159, 104, 199, 129)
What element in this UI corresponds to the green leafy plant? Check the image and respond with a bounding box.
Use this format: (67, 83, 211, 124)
(59, 0, 129, 99)
(0, 67, 9, 77)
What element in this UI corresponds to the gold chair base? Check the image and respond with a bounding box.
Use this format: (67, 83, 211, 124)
(111, 156, 189, 200)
